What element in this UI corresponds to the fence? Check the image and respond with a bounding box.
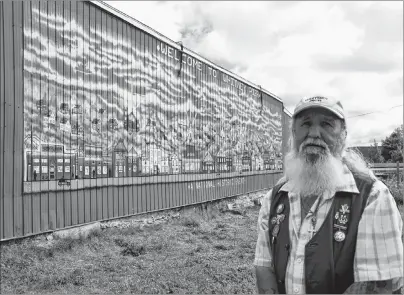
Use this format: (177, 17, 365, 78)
(369, 162, 403, 185)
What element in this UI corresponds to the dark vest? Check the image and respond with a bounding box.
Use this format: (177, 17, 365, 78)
(268, 174, 374, 294)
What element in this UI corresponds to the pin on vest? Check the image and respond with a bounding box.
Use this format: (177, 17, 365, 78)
(333, 203, 350, 242)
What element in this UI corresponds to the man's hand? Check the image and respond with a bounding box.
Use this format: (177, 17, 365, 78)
(343, 280, 393, 294)
(255, 266, 278, 294)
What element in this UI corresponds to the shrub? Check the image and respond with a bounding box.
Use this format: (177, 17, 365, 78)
(121, 243, 146, 257)
(384, 177, 403, 205)
(181, 217, 200, 228)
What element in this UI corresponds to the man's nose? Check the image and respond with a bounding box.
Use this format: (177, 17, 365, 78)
(307, 125, 321, 138)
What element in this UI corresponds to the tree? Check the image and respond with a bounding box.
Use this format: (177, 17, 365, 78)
(381, 125, 403, 163)
(367, 139, 384, 163)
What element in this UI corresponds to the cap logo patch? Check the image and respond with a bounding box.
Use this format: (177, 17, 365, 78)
(303, 96, 328, 103)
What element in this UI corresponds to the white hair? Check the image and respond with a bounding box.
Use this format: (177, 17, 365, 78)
(277, 117, 376, 190)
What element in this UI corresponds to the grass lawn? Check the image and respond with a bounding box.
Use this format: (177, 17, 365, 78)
(1, 189, 403, 294)
(1, 201, 261, 294)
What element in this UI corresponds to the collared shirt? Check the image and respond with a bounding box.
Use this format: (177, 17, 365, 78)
(253, 166, 403, 294)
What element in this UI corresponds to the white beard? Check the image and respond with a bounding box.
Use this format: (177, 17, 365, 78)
(284, 146, 345, 197)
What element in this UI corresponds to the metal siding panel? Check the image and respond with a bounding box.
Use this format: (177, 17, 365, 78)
(93, 7, 103, 222)
(128, 24, 135, 215)
(119, 19, 128, 217)
(63, 0, 72, 228)
(32, 194, 41, 233)
(38, 1, 49, 233)
(139, 29, 146, 213)
(166, 181, 172, 209)
(105, 12, 113, 220)
(173, 182, 179, 207)
(150, 182, 156, 211)
(0, 1, 5, 239)
(12, 1, 24, 238)
(139, 183, 147, 212)
(107, 186, 113, 218)
(23, 193, 32, 235)
(171, 181, 178, 208)
(113, 185, 119, 217)
(91, 186, 97, 222)
(157, 182, 163, 210)
(49, 191, 57, 230)
(69, 1, 78, 226)
(75, 0, 85, 225)
(3, 1, 15, 239)
(46, 1, 58, 231)
(124, 185, 129, 215)
(77, 188, 85, 224)
(82, 3, 91, 223)
(28, 2, 41, 235)
(88, 5, 98, 223)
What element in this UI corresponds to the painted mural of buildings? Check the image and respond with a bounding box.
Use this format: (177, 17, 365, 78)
(233, 154, 243, 172)
(170, 153, 181, 174)
(254, 154, 264, 171)
(182, 145, 201, 173)
(112, 140, 128, 178)
(202, 151, 215, 173)
(127, 147, 140, 176)
(21, 2, 284, 182)
(241, 151, 252, 172)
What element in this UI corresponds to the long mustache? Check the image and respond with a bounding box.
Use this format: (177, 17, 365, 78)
(299, 138, 329, 153)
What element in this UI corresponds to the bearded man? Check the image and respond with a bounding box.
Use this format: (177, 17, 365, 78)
(254, 96, 403, 294)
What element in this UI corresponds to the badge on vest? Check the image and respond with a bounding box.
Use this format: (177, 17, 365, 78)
(271, 204, 286, 242)
(333, 203, 350, 242)
(334, 231, 346, 242)
(276, 204, 285, 214)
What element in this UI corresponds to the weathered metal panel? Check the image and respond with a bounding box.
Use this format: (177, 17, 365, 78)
(3, 1, 15, 238)
(12, 1, 24, 237)
(27, 0, 41, 234)
(0, 0, 5, 240)
(90, 185, 97, 222)
(46, 1, 57, 231)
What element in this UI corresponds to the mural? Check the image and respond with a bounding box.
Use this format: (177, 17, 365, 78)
(23, 2, 283, 182)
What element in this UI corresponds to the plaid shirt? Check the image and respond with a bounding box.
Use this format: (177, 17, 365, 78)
(254, 166, 403, 294)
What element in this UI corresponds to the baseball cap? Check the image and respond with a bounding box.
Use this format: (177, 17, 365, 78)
(293, 96, 345, 120)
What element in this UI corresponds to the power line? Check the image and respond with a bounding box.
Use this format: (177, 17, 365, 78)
(347, 104, 402, 119)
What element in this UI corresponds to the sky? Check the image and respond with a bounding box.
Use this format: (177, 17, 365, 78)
(105, 1, 403, 147)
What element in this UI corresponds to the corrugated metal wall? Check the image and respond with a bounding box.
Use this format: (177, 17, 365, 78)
(1, 1, 25, 240)
(1, 1, 284, 241)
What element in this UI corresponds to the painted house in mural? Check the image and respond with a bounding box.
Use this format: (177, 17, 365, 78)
(141, 153, 152, 175)
(159, 151, 170, 174)
(233, 154, 243, 172)
(254, 154, 264, 171)
(78, 145, 104, 179)
(215, 149, 232, 173)
(112, 140, 128, 178)
(241, 152, 252, 172)
(202, 151, 215, 173)
(263, 151, 271, 170)
(170, 153, 181, 174)
(182, 145, 201, 173)
(127, 147, 140, 176)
